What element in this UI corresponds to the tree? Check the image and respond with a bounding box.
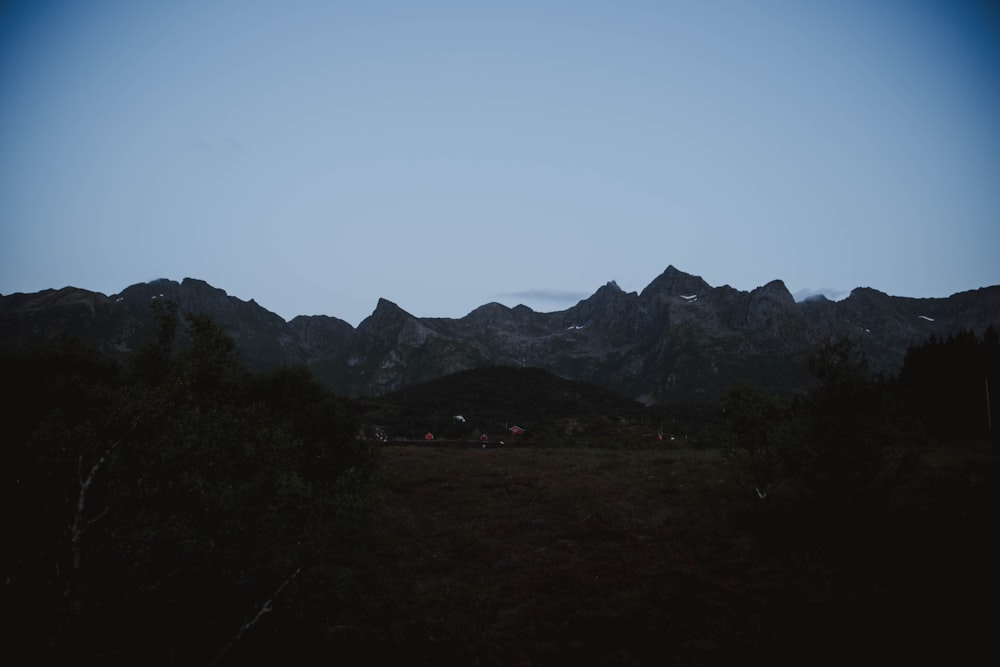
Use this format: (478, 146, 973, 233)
(722, 336, 918, 511)
(721, 383, 802, 499)
(898, 327, 1000, 441)
(0, 339, 167, 654)
(4, 307, 375, 664)
(793, 336, 916, 510)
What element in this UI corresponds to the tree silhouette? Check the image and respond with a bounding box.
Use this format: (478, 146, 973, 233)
(899, 327, 999, 441)
(3, 307, 374, 664)
(723, 336, 918, 510)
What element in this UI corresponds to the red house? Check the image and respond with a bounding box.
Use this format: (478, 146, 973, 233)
(509, 425, 525, 436)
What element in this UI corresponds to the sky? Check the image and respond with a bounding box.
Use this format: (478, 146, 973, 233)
(2, 1, 999, 327)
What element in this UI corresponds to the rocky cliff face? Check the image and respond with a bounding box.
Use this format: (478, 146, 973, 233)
(3, 267, 998, 403)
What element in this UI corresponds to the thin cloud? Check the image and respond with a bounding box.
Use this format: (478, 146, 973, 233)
(794, 287, 850, 302)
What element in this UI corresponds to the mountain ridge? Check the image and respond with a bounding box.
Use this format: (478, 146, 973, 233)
(3, 266, 998, 403)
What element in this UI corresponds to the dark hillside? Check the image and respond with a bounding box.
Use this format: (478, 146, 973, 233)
(357, 366, 714, 445)
(380, 365, 647, 422)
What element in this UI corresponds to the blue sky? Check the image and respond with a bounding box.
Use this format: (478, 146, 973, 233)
(2, 1, 998, 326)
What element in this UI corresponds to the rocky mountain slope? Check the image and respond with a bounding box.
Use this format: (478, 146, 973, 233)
(3, 267, 998, 403)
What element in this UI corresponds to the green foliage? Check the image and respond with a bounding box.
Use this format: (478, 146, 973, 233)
(723, 337, 919, 510)
(3, 307, 374, 664)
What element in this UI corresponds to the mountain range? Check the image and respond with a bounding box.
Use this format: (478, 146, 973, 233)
(3, 266, 998, 404)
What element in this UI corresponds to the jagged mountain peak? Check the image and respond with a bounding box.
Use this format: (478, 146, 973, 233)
(3, 268, 997, 404)
(602, 280, 623, 292)
(375, 296, 401, 309)
(357, 298, 416, 334)
(364, 297, 409, 321)
(368, 297, 411, 318)
(116, 278, 180, 300)
(462, 302, 519, 328)
(116, 277, 236, 307)
(289, 312, 355, 332)
(847, 286, 891, 301)
(466, 301, 511, 317)
(752, 279, 795, 303)
(640, 265, 712, 299)
(587, 280, 630, 302)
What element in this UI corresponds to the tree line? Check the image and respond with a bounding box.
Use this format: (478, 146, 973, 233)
(3, 301, 375, 664)
(899, 327, 999, 440)
(722, 327, 999, 510)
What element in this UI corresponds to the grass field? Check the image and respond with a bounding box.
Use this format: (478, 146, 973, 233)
(318, 443, 999, 666)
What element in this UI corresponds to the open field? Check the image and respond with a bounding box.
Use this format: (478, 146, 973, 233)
(317, 443, 1000, 665)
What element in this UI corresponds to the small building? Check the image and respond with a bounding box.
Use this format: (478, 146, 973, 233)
(509, 425, 525, 436)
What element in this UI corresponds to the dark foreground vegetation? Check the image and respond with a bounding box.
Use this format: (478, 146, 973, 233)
(348, 443, 998, 665)
(3, 303, 375, 665)
(3, 303, 998, 665)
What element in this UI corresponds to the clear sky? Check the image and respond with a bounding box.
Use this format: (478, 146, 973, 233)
(2, 1, 998, 326)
